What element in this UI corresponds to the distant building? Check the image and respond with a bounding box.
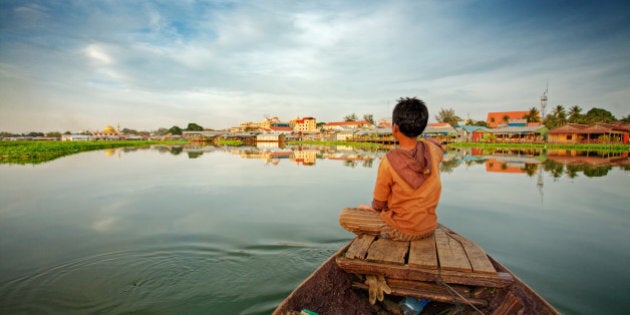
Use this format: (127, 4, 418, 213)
(322, 121, 372, 131)
(256, 133, 286, 143)
(457, 125, 490, 142)
(290, 117, 317, 133)
(423, 123, 457, 139)
(269, 126, 293, 134)
(92, 125, 122, 140)
(260, 117, 291, 129)
(61, 134, 93, 141)
(238, 121, 261, 131)
(548, 123, 629, 144)
(486, 111, 529, 128)
(377, 119, 392, 128)
(489, 125, 547, 143)
(351, 127, 395, 144)
(334, 130, 356, 142)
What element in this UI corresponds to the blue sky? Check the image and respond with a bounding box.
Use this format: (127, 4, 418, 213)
(1, 0, 629, 133)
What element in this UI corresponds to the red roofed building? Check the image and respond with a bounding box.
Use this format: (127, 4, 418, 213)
(548, 123, 629, 144)
(322, 121, 372, 130)
(486, 111, 529, 128)
(290, 117, 317, 133)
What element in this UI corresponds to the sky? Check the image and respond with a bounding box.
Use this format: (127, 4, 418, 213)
(1, 0, 629, 133)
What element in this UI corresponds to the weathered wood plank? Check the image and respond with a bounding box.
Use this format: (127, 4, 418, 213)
(345, 234, 376, 260)
(491, 292, 523, 315)
(435, 229, 472, 272)
(352, 281, 488, 307)
(336, 256, 514, 288)
(387, 278, 472, 297)
(408, 234, 438, 269)
(446, 231, 496, 274)
(366, 238, 409, 265)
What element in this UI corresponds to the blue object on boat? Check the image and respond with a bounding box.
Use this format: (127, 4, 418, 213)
(300, 308, 318, 315)
(399, 297, 430, 315)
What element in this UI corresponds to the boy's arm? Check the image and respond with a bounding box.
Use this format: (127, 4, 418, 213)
(371, 157, 393, 211)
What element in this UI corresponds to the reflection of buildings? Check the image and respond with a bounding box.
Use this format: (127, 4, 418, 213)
(256, 142, 282, 150)
(267, 151, 292, 165)
(103, 148, 118, 157)
(452, 147, 628, 181)
(461, 148, 542, 174)
(214, 144, 384, 167)
(291, 149, 317, 166)
(484, 157, 539, 174)
(546, 150, 629, 166)
(327, 153, 373, 162)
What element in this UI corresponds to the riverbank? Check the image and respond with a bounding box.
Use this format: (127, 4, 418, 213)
(0, 140, 188, 165)
(289, 140, 629, 153)
(447, 142, 629, 152)
(3, 140, 627, 165)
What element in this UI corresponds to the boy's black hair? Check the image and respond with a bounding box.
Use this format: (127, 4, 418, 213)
(392, 97, 429, 138)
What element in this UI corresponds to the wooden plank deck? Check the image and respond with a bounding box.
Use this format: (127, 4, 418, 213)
(336, 225, 513, 288)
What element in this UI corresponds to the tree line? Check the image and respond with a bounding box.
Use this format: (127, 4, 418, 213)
(1, 122, 207, 138)
(4, 106, 628, 139)
(434, 106, 629, 128)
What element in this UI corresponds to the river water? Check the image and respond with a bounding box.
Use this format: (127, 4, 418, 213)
(0, 144, 628, 314)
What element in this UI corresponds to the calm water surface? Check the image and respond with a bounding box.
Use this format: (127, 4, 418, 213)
(1, 145, 628, 314)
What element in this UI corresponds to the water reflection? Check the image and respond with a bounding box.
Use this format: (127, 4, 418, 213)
(17, 140, 623, 178)
(141, 144, 629, 179)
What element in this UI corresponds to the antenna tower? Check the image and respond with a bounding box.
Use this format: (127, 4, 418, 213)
(540, 82, 548, 119)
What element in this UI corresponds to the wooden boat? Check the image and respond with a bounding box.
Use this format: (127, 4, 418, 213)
(274, 225, 558, 314)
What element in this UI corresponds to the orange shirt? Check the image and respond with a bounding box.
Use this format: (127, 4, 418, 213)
(374, 141, 443, 236)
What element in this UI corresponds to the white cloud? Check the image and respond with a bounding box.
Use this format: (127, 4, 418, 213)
(0, 1, 629, 133)
(84, 44, 113, 65)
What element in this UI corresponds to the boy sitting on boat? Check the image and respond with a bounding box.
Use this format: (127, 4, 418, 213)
(339, 96, 444, 242)
(339, 97, 444, 304)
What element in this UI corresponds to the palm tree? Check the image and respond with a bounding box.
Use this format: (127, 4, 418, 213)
(435, 108, 461, 127)
(523, 107, 541, 123)
(568, 105, 582, 123)
(344, 113, 358, 122)
(363, 114, 374, 124)
(552, 105, 567, 125)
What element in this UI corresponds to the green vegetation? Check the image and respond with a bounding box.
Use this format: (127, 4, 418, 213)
(435, 108, 461, 127)
(185, 122, 204, 131)
(437, 104, 626, 129)
(216, 139, 243, 146)
(0, 140, 187, 165)
(167, 126, 183, 135)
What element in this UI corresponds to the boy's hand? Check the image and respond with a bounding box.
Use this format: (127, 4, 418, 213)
(358, 204, 375, 210)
